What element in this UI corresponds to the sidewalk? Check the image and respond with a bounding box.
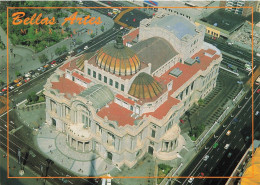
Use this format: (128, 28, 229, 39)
(35, 124, 116, 177)
(0, 148, 52, 185)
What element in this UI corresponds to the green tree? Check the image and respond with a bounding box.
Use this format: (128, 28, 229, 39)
(101, 25, 104, 32)
(198, 98, 204, 106)
(30, 92, 39, 102)
(15, 71, 21, 77)
(75, 38, 82, 45)
(27, 94, 32, 103)
(0, 80, 4, 86)
(90, 33, 95, 38)
(39, 54, 48, 64)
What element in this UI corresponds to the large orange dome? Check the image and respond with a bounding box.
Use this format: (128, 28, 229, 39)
(96, 36, 141, 76)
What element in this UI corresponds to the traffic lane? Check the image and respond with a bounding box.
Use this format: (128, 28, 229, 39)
(120, 9, 152, 28)
(179, 90, 256, 184)
(204, 37, 256, 62)
(186, 99, 260, 185)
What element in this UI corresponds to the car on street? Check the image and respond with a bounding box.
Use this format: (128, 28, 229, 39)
(9, 86, 14, 90)
(17, 82, 22, 87)
(25, 72, 31, 78)
(233, 118, 238, 123)
(51, 60, 56, 65)
(237, 51, 243, 54)
(188, 177, 194, 183)
(41, 68, 46, 72)
(51, 63, 57, 68)
(255, 111, 259, 116)
(14, 76, 23, 83)
(203, 155, 209, 161)
(2, 87, 7, 92)
(130, 12, 134, 15)
(24, 78, 30, 83)
(237, 81, 243, 85)
(257, 89, 260, 94)
(77, 49, 83, 53)
(226, 130, 231, 136)
(213, 142, 218, 148)
(44, 64, 49, 68)
(37, 67, 43, 71)
(29, 70, 35, 75)
(68, 51, 73, 55)
(224, 144, 230, 149)
(133, 18, 136, 22)
(227, 152, 232, 158)
(84, 45, 89, 50)
(245, 136, 250, 142)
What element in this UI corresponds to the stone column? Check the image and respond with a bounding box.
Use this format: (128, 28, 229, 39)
(66, 134, 69, 142)
(83, 142, 85, 152)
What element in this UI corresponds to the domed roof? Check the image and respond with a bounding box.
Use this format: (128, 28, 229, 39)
(76, 53, 88, 71)
(96, 35, 141, 76)
(128, 72, 163, 100)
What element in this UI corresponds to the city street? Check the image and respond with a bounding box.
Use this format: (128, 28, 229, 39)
(175, 84, 260, 185)
(0, 2, 259, 185)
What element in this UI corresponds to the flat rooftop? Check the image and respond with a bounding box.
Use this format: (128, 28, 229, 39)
(149, 15, 197, 39)
(131, 37, 178, 73)
(200, 9, 246, 32)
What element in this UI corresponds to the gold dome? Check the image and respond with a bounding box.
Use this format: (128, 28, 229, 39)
(128, 73, 163, 100)
(96, 36, 141, 76)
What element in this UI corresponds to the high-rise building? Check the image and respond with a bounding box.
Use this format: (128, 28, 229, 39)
(220, 0, 257, 17)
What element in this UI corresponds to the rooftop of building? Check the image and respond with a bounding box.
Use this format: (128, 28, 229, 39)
(200, 9, 247, 32)
(155, 47, 220, 92)
(144, 96, 180, 119)
(246, 12, 260, 24)
(79, 84, 114, 110)
(155, 1, 219, 19)
(131, 37, 178, 73)
(97, 102, 138, 127)
(149, 15, 197, 39)
(51, 74, 86, 99)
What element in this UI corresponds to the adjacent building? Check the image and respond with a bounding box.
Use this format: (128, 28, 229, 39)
(44, 13, 222, 168)
(219, 0, 258, 17)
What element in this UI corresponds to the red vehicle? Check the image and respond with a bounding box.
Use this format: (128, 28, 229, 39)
(2, 87, 7, 92)
(51, 60, 56, 65)
(257, 89, 260, 94)
(107, 1, 112, 4)
(133, 18, 136, 22)
(24, 78, 30, 83)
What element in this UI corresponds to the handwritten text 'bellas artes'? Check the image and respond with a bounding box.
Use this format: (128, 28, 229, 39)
(12, 12, 102, 26)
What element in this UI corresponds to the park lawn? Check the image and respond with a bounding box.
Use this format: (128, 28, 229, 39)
(157, 164, 172, 184)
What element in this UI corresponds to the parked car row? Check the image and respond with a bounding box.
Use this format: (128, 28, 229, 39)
(0, 54, 68, 96)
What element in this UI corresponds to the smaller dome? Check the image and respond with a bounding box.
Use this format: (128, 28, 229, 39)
(76, 54, 88, 71)
(128, 73, 163, 100)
